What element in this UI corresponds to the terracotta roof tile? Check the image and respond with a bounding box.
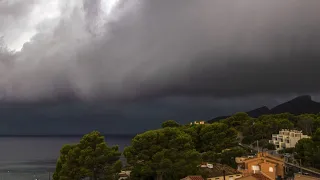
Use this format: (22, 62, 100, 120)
(200, 163, 240, 177)
(251, 173, 271, 180)
(186, 176, 204, 180)
(238, 173, 272, 180)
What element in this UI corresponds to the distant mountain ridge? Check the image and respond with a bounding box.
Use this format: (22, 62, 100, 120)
(209, 95, 320, 123)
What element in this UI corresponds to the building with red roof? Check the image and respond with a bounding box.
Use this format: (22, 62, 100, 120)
(181, 175, 205, 180)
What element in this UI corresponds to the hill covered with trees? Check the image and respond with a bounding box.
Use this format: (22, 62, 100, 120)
(213, 112, 320, 170)
(209, 95, 320, 122)
(53, 112, 320, 179)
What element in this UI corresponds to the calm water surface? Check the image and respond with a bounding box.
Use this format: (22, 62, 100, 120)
(0, 136, 132, 180)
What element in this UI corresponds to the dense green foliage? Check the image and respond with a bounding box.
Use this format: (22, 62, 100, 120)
(53, 112, 320, 180)
(124, 122, 240, 179)
(202, 147, 246, 169)
(124, 127, 202, 180)
(218, 112, 320, 169)
(294, 128, 320, 169)
(161, 120, 180, 128)
(278, 147, 294, 154)
(179, 122, 238, 153)
(221, 112, 320, 144)
(124, 112, 320, 179)
(53, 131, 122, 180)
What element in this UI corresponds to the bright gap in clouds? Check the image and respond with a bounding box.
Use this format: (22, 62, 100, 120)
(6, 0, 62, 51)
(7, 0, 121, 52)
(102, 0, 121, 16)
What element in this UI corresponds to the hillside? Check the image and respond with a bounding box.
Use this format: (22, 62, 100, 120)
(208, 95, 320, 123)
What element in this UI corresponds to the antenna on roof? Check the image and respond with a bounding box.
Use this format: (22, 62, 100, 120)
(223, 170, 226, 180)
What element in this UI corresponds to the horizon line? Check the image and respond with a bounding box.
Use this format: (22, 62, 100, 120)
(0, 134, 136, 138)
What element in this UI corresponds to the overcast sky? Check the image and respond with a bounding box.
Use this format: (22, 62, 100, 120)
(0, 0, 320, 134)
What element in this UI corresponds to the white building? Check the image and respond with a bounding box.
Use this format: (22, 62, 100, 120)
(118, 171, 131, 180)
(190, 121, 205, 125)
(269, 129, 310, 151)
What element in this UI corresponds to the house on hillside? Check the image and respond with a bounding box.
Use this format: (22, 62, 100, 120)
(269, 129, 310, 151)
(190, 121, 206, 125)
(236, 152, 284, 180)
(118, 171, 131, 180)
(200, 163, 243, 180)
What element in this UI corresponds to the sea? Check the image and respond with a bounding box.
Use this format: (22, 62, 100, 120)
(0, 135, 133, 180)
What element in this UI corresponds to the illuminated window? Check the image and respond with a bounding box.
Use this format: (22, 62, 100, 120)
(269, 167, 274, 172)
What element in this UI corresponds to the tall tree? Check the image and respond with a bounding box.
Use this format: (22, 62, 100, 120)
(220, 147, 246, 168)
(124, 127, 201, 180)
(297, 116, 314, 135)
(223, 112, 251, 130)
(312, 128, 320, 143)
(313, 118, 320, 132)
(295, 138, 315, 167)
(161, 120, 180, 128)
(199, 122, 238, 152)
(53, 131, 122, 180)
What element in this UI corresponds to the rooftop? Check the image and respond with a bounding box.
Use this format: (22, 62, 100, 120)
(251, 173, 271, 180)
(200, 163, 240, 177)
(182, 176, 204, 180)
(237, 152, 283, 162)
(279, 129, 303, 133)
(238, 173, 271, 180)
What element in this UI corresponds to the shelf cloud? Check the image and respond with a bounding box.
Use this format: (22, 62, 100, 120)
(0, 0, 320, 103)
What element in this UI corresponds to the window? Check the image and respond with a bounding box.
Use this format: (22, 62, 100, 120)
(269, 167, 274, 172)
(252, 165, 260, 174)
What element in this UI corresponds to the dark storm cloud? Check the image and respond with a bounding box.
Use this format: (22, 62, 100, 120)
(136, 57, 320, 98)
(0, 0, 320, 102)
(124, 0, 320, 99)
